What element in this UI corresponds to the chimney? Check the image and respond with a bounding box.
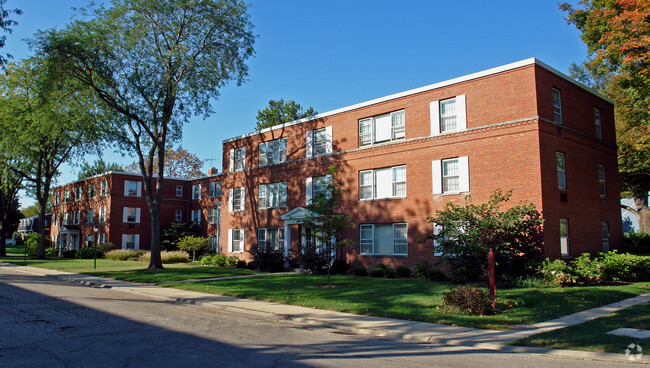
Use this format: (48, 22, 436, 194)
(207, 167, 218, 175)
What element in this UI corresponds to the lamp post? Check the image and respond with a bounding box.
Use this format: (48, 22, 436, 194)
(93, 226, 99, 270)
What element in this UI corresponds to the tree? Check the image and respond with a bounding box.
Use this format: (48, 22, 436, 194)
(38, 0, 255, 268)
(20, 201, 52, 218)
(561, 0, 650, 232)
(177, 235, 208, 262)
(422, 189, 544, 283)
(0, 158, 21, 256)
(300, 166, 354, 285)
(124, 147, 204, 179)
(0, 0, 22, 66)
(161, 222, 198, 251)
(77, 159, 125, 180)
(0, 58, 109, 258)
(255, 99, 317, 130)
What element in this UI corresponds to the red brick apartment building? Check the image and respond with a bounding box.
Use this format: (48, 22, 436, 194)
(51, 58, 621, 268)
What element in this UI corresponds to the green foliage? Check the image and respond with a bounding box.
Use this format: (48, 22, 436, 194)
(255, 99, 317, 130)
(442, 286, 494, 316)
(330, 260, 350, 275)
(353, 265, 367, 276)
(161, 222, 198, 251)
(600, 251, 650, 282)
(75, 247, 99, 259)
(541, 251, 650, 285)
(105, 249, 145, 261)
(96, 242, 116, 255)
(77, 159, 124, 180)
(292, 241, 327, 274)
(45, 247, 58, 257)
(236, 260, 247, 269)
(424, 189, 544, 283)
(540, 258, 574, 285)
(427, 268, 447, 281)
(383, 267, 397, 279)
(248, 243, 285, 272)
(395, 265, 411, 278)
(19, 202, 50, 218)
(25, 232, 50, 255)
(415, 261, 432, 279)
(177, 235, 209, 261)
(370, 264, 387, 278)
(200, 254, 238, 267)
(623, 232, 650, 255)
(139, 251, 190, 264)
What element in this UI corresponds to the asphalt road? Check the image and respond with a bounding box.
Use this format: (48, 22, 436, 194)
(0, 266, 640, 367)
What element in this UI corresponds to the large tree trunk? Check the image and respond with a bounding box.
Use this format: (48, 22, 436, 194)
(36, 198, 48, 259)
(635, 196, 650, 234)
(148, 204, 163, 269)
(0, 218, 7, 257)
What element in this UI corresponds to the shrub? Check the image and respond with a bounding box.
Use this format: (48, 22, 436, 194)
(442, 286, 493, 316)
(75, 247, 100, 259)
(139, 251, 190, 264)
(236, 260, 247, 268)
(415, 261, 432, 279)
(571, 253, 603, 284)
(623, 232, 650, 255)
(395, 265, 411, 278)
(370, 264, 387, 278)
(539, 258, 574, 285)
(105, 249, 145, 261)
(353, 265, 367, 276)
(292, 242, 327, 275)
(200, 253, 238, 267)
(177, 236, 209, 262)
(248, 243, 285, 272)
(24, 233, 41, 255)
(383, 267, 397, 279)
(63, 250, 77, 258)
(45, 247, 58, 257)
(330, 259, 350, 275)
(428, 268, 447, 281)
(96, 242, 117, 255)
(600, 251, 650, 281)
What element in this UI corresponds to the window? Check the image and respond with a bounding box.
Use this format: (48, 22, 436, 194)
(209, 182, 222, 198)
(258, 228, 285, 251)
(594, 108, 602, 140)
(54, 192, 60, 205)
(74, 187, 82, 201)
(175, 210, 182, 222)
(359, 165, 406, 200)
(598, 164, 606, 197)
(208, 207, 220, 225)
(209, 236, 220, 253)
(230, 146, 246, 172)
(360, 223, 408, 255)
(192, 184, 201, 200)
(559, 218, 569, 256)
(430, 95, 467, 135)
(98, 233, 106, 244)
(602, 222, 610, 252)
(259, 138, 287, 166)
(73, 211, 81, 225)
(99, 207, 107, 223)
(556, 152, 566, 191)
(229, 187, 245, 212)
(52, 214, 58, 227)
(359, 110, 405, 147)
(258, 182, 287, 209)
(85, 234, 95, 247)
(122, 234, 139, 250)
(229, 229, 244, 253)
(191, 210, 201, 224)
(176, 185, 183, 197)
(553, 89, 562, 124)
(63, 190, 71, 203)
(306, 175, 332, 205)
(88, 184, 96, 198)
(432, 157, 470, 195)
(306, 126, 332, 158)
(123, 207, 140, 223)
(100, 180, 108, 196)
(124, 180, 141, 197)
(86, 209, 95, 224)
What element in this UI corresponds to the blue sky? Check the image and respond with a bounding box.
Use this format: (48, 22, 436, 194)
(6, 0, 588, 207)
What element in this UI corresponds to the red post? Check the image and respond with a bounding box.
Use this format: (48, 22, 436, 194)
(489, 248, 496, 308)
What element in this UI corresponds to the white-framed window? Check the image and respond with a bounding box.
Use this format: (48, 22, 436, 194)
(85, 234, 95, 247)
(306, 126, 332, 158)
(602, 222, 610, 252)
(176, 185, 183, 197)
(228, 229, 244, 253)
(73, 210, 81, 225)
(100, 180, 108, 196)
(359, 223, 408, 255)
(228, 187, 245, 212)
(99, 207, 107, 223)
(87, 184, 96, 198)
(122, 234, 140, 250)
(258, 182, 287, 209)
(208, 208, 220, 224)
(191, 210, 201, 224)
(192, 184, 201, 200)
(74, 187, 82, 201)
(257, 228, 285, 251)
(54, 192, 60, 205)
(306, 175, 332, 205)
(123, 207, 141, 223)
(359, 110, 405, 147)
(230, 146, 246, 172)
(86, 209, 95, 224)
(259, 138, 287, 166)
(359, 165, 406, 200)
(175, 210, 182, 222)
(553, 88, 562, 124)
(124, 180, 141, 197)
(209, 182, 222, 197)
(98, 233, 106, 244)
(560, 218, 569, 256)
(209, 235, 220, 253)
(62, 212, 69, 225)
(63, 190, 71, 203)
(432, 157, 470, 195)
(598, 164, 606, 197)
(557, 152, 566, 191)
(430, 95, 467, 135)
(594, 108, 602, 140)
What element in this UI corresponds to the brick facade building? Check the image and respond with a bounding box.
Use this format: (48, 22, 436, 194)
(51, 58, 622, 268)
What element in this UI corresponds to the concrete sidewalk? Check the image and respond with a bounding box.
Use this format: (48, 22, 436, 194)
(3, 262, 648, 364)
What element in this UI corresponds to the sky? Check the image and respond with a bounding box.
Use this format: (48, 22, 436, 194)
(5, 0, 589, 208)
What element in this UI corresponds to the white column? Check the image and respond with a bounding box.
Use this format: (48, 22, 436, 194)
(284, 223, 291, 269)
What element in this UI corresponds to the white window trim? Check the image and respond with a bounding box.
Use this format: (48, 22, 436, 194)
(257, 228, 285, 251)
(432, 156, 470, 195)
(175, 210, 182, 222)
(259, 138, 287, 167)
(557, 152, 567, 191)
(121, 234, 141, 250)
(209, 182, 221, 198)
(122, 207, 141, 224)
(553, 88, 562, 124)
(359, 223, 408, 256)
(228, 228, 244, 253)
(560, 218, 569, 256)
(306, 126, 333, 158)
(192, 184, 202, 200)
(258, 182, 287, 209)
(124, 180, 142, 197)
(191, 210, 201, 224)
(430, 95, 467, 135)
(594, 108, 602, 140)
(359, 110, 405, 147)
(228, 187, 245, 212)
(176, 185, 183, 197)
(230, 147, 246, 172)
(359, 165, 407, 201)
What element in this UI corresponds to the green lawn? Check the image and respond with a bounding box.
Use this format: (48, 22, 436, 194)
(511, 302, 650, 353)
(163, 274, 650, 330)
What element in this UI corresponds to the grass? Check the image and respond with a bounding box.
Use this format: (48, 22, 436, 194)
(162, 274, 650, 330)
(510, 301, 650, 353)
